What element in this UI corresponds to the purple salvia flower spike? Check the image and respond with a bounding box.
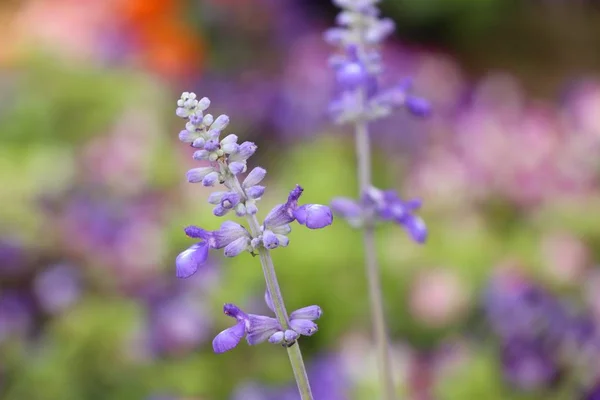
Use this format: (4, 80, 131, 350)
(174, 93, 331, 398)
(325, 0, 431, 398)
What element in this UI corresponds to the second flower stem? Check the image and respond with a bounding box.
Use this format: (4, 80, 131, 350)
(355, 116, 397, 400)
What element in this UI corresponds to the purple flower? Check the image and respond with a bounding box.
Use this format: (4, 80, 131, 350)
(0, 291, 34, 343)
(213, 293, 323, 354)
(178, 221, 253, 278)
(212, 303, 282, 353)
(501, 337, 559, 390)
(175, 242, 209, 279)
(149, 294, 211, 356)
(325, 2, 431, 124)
(331, 187, 427, 243)
(33, 264, 81, 314)
(213, 304, 250, 353)
(263, 185, 333, 232)
(264, 290, 321, 340)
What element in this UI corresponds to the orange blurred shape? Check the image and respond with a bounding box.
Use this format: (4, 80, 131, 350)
(117, 0, 204, 78)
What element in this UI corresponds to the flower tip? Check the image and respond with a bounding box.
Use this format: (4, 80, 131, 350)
(406, 96, 431, 118)
(294, 204, 333, 229)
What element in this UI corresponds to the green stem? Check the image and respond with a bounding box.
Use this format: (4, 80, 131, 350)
(227, 172, 314, 400)
(355, 93, 397, 400)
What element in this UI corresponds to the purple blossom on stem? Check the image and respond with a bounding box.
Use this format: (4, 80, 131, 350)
(212, 294, 322, 354)
(331, 186, 427, 243)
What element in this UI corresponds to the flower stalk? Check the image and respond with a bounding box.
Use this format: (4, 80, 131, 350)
(227, 171, 314, 399)
(325, 1, 431, 398)
(354, 101, 397, 400)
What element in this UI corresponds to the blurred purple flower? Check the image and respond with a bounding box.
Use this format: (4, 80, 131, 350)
(332, 186, 426, 243)
(501, 337, 559, 391)
(231, 353, 349, 400)
(0, 239, 27, 277)
(148, 293, 212, 356)
(0, 291, 34, 343)
(33, 264, 81, 315)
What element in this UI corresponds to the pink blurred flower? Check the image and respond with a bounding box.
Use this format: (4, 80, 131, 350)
(540, 232, 589, 284)
(409, 268, 468, 327)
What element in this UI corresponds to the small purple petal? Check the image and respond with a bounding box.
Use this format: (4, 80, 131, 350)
(178, 129, 196, 143)
(210, 114, 230, 132)
(229, 162, 246, 175)
(262, 230, 279, 249)
(186, 167, 213, 183)
(212, 221, 249, 248)
(400, 215, 427, 244)
(213, 205, 228, 217)
(284, 330, 299, 342)
(336, 61, 368, 91)
(247, 315, 282, 345)
(404, 198, 423, 210)
(223, 237, 250, 257)
(405, 96, 431, 117)
(264, 290, 275, 313)
(293, 204, 333, 229)
(175, 242, 209, 278)
(204, 139, 219, 152)
(184, 225, 210, 240)
(193, 150, 209, 160)
(223, 303, 248, 321)
(288, 185, 304, 203)
(263, 204, 295, 229)
(330, 197, 362, 218)
(208, 191, 227, 205)
(289, 319, 318, 336)
(246, 186, 265, 199)
(290, 306, 322, 321)
(274, 234, 289, 247)
(221, 193, 241, 209)
(202, 171, 219, 187)
(234, 142, 257, 160)
(192, 137, 206, 149)
(212, 320, 245, 353)
(268, 331, 285, 344)
(243, 167, 267, 188)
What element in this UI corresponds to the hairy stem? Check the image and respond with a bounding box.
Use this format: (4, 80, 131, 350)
(355, 97, 397, 400)
(227, 172, 314, 400)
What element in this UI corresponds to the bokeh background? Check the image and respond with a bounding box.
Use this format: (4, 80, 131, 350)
(1, 0, 600, 399)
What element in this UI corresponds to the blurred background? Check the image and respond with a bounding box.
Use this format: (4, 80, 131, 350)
(1, 0, 600, 399)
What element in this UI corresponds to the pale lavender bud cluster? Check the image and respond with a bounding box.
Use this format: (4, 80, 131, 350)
(325, 0, 431, 124)
(331, 186, 427, 243)
(174, 93, 333, 356)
